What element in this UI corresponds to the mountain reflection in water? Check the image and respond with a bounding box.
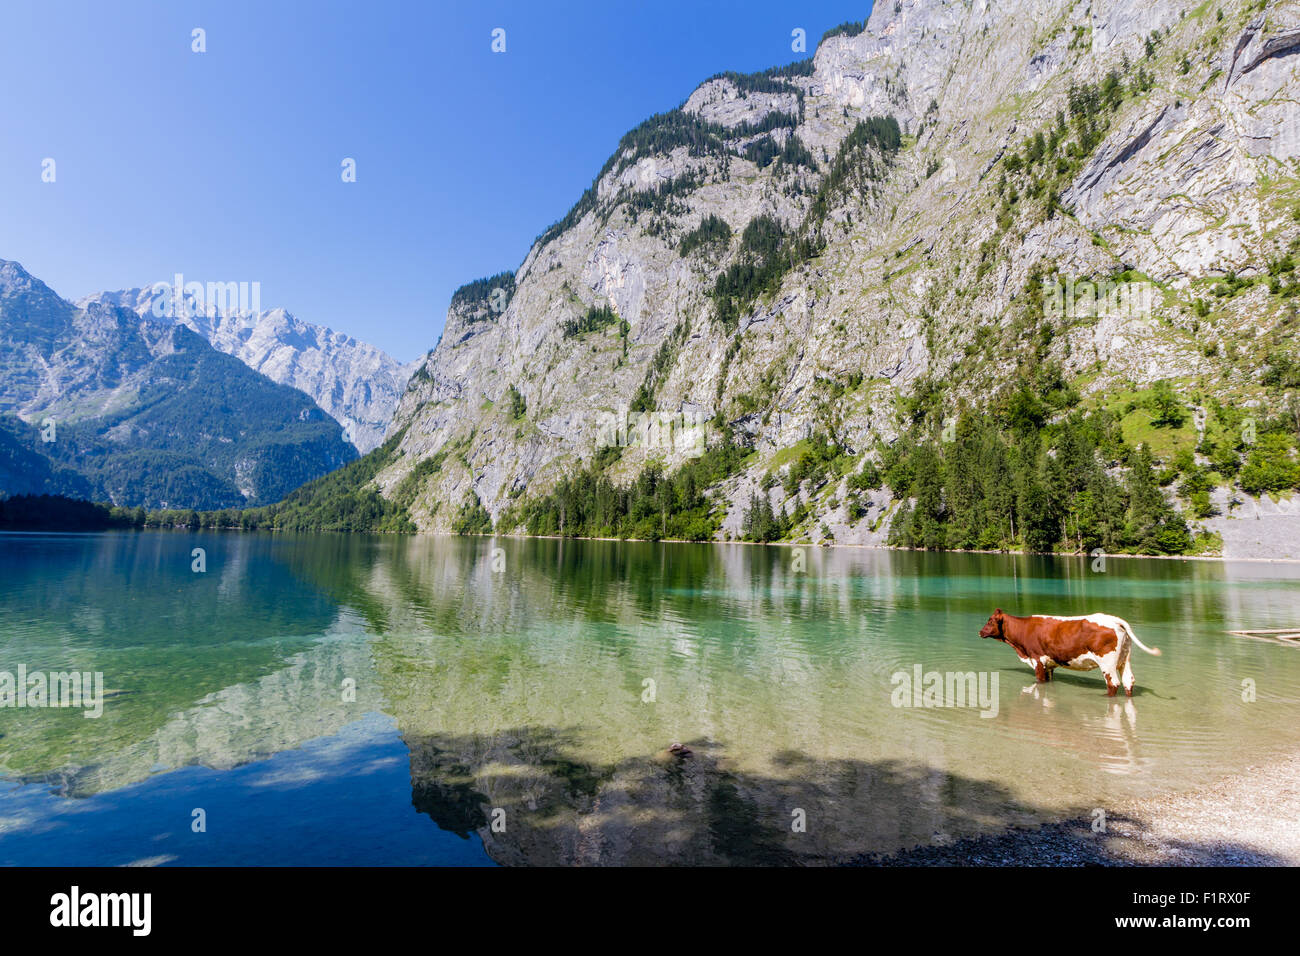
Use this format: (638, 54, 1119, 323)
(2, 532, 1299, 865)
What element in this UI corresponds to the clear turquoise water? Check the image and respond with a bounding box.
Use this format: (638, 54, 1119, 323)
(2, 531, 1298, 865)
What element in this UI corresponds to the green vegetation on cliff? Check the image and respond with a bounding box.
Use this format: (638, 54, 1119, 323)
(499, 437, 751, 541)
(711, 116, 902, 328)
(562, 304, 620, 339)
(450, 271, 516, 319)
(679, 214, 732, 257)
(883, 408, 1196, 554)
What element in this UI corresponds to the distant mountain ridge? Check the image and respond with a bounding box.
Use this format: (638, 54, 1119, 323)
(78, 287, 416, 453)
(0, 259, 357, 510)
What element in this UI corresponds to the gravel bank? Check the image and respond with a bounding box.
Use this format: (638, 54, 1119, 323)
(860, 752, 1300, 866)
(1204, 491, 1300, 560)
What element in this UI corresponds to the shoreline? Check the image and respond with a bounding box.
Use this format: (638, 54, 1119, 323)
(444, 531, 1300, 565)
(6, 526, 1300, 564)
(859, 751, 1300, 866)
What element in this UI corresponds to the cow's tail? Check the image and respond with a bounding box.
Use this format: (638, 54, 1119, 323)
(1117, 617, 1161, 656)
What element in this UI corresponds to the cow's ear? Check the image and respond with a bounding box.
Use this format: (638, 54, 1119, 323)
(994, 608, 1002, 616)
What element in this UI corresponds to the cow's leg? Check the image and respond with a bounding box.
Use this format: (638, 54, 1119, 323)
(1034, 661, 1049, 682)
(1103, 670, 1118, 697)
(1114, 642, 1132, 697)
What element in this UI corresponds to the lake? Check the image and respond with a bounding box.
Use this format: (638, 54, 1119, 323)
(2, 531, 1298, 865)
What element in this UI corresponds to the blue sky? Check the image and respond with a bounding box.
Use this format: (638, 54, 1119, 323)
(1, 0, 872, 361)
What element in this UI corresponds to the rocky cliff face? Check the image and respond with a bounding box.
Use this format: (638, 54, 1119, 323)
(80, 289, 416, 453)
(379, 0, 1300, 552)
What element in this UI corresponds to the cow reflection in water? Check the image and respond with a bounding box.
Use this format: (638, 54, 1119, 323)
(1014, 679, 1140, 774)
(1099, 697, 1140, 774)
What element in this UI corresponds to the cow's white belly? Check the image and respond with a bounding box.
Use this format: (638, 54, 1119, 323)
(1018, 653, 1064, 671)
(1065, 650, 1117, 672)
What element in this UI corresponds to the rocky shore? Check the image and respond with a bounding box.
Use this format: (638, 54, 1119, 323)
(862, 752, 1300, 866)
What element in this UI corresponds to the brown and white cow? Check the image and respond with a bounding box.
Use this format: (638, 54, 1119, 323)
(979, 609, 1161, 696)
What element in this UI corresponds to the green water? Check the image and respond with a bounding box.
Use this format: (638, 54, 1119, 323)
(2, 531, 1299, 865)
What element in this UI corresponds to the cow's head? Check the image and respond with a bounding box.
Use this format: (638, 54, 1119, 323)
(979, 608, 1005, 639)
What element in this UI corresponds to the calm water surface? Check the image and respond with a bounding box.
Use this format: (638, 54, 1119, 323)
(2, 531, 1298, 865)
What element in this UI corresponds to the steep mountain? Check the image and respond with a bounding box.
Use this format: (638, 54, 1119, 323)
(0, 414, 96, 499)
(79, 288, 416, 453)
(360, 0, 1300, 558)
(0, 260, 357, 510)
